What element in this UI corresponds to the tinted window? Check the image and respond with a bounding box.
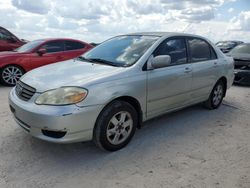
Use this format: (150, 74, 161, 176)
(154, 38, 187, 65)
(188, 38, 211, 62)
(40, 41, 64, 53)
(0, 29, 12, 40)
(210, 47, 217, 60)
(65, 41, 85, 51)
(216, 41, 237, 48)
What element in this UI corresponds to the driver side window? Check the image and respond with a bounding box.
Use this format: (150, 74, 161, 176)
(39, 41, 64, 53)
(153, 38, 187, 65)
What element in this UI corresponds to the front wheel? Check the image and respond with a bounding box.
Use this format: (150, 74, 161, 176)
(0, 65, 24, 86)
(93, 100, 138, 151)
(204, 80, 225, 109)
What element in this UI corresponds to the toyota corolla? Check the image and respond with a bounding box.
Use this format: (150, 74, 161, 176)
(9, 32, 234, 151)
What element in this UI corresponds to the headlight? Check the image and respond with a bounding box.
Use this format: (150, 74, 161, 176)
(35, 87, 88, 105)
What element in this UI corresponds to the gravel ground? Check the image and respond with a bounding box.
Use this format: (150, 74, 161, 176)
(0, 85, 249, 188)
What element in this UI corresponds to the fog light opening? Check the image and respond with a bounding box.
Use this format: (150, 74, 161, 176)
(41, 130, 67, 139)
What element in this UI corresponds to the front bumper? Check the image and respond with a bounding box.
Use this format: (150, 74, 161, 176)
(234, 69, 250, 86)
(9, 88, 104, 143)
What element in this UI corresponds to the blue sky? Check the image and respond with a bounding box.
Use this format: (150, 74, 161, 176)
(0, 0, 250, 43)
(216, 0, 250, 21)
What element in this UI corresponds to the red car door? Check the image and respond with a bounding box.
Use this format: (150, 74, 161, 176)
(29, 40, 65, 70)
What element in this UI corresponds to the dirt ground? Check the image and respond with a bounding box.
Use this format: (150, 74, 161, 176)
(0, 85, 249, 188)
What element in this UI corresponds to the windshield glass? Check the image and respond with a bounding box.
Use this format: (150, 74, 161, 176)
(216, 41, 236, 48)
(16, 40, 44, 53)
(230, 44, 250, 54)
(81, 35, 159, 67)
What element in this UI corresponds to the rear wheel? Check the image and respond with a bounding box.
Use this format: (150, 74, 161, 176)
(0, 65, 24, 86)
(204, 80, 225, 109)
(93, 100, 138, 151)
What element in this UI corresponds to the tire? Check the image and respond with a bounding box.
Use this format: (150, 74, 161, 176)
(0, 65, 24, 86)
(93, 100, 138, 151)
(204, 80, 225, 110)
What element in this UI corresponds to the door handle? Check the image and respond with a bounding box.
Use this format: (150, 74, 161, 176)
(184, 67, 192, 73)
(213, 61, 218, 67)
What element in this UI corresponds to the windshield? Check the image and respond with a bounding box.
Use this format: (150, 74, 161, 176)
(81, 35, 159, 67)
(216, 41, 236, 48)
(15, 40, 44, 53)
(230, 44, 250, 54)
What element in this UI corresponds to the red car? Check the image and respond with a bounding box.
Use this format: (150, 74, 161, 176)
(0, 38, 93, 86)
(0, 26, 27, 51)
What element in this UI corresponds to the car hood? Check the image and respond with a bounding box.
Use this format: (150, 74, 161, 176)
(20, 59, 127, 92)
(229, 53, 250, 61)
(0, 51, 21, 56)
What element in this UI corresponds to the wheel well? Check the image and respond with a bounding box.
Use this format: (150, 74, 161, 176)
(109, 96, 143, 128)
(218, 77, 227, 97)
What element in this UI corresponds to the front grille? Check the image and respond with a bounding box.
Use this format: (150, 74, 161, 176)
(15, 81, 36, 101)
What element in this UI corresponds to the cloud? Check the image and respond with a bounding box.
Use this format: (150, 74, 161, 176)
(0, 0, 248, 43)
(228, 8, 234, 13)
(11, 0, 51, 14)
(172, 6, 215, 22)
(0, 7, 18, 28)
(229, 11, 250, 31)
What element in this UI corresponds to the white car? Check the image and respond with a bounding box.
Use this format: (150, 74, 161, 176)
(9, 32, 235, 151)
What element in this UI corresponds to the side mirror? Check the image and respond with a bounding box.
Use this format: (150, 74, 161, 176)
(37, 48, 46, 56)
(150, 55, 171, 69)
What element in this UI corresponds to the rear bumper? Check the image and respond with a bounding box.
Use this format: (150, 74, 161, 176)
(234, 69, 250, 86)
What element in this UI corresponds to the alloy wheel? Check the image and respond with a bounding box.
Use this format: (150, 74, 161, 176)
(2, 66, 23, 85)
(212, 84, 223, 106)
(106, 111, 133, 145)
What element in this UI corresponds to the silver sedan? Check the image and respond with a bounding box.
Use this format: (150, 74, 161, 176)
(9, 32, 234, 151)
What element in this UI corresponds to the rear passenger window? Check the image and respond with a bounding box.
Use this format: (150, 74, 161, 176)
(188, 38, 217, 62)
(65, 41, 85, 51)
(154, 38, 187, 65)
(40, 41, 64, 53)
(0, 29, 12, 40)
(210, 48, 217, 60)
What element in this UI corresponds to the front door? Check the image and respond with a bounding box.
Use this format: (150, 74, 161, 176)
(29, 40, 65, 69)
(146, 37, 192, 119)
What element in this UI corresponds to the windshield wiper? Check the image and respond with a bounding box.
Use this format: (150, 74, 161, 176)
(77, 56, 95, 63)
(77, 57, 124, 67)
(87, 58, 122, 67)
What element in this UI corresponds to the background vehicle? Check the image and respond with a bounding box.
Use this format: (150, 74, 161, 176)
(0, 38, 93, 86)
(216, 40, 243, 53)
(0, 26, 27, 52)
(9, 32, 234, 151)
(228, 43, 250, 85)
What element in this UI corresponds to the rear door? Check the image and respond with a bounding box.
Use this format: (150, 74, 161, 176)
(29, 40, 65, 69)
(186, 37, 219, 102)
(146, 37, 193, 118)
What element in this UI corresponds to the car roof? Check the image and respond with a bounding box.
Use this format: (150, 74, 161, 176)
(30, 38, 87, 44)
(44, 38, 84, 42)
(125, 32, 205, 38)
(217, 40, 243, 43)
